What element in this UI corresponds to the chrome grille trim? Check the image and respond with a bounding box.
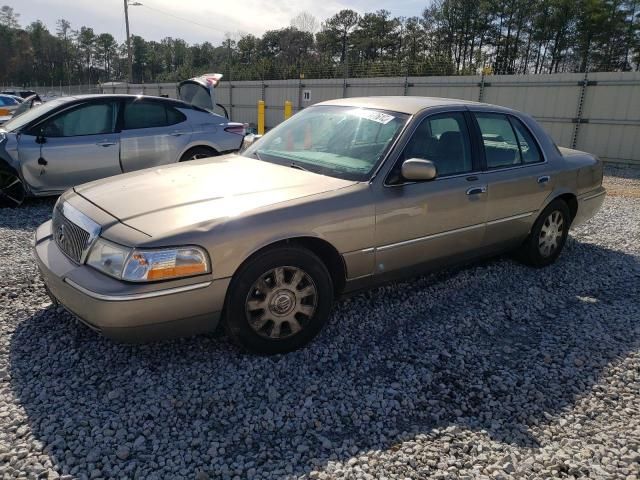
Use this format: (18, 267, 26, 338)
(52, 202, 101, 263)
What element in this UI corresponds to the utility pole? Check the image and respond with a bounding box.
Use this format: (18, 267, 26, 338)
(124, 0, 133, 83)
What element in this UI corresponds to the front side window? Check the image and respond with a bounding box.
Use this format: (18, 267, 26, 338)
(243, 105, 408, 181)
(41, 102, 117, 137)
(399, 112, 473, 179)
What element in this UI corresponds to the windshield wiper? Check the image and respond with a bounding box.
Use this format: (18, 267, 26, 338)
(289, 163, 310, 172)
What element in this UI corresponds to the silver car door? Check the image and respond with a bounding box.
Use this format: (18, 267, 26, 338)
(472, 112, 553, 247)
(119, 100, 192, 172)
(18, 100, 120, 194)
(374, 110, 488, 273)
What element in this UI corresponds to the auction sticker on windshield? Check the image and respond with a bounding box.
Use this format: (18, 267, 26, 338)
(348, 109, 395, 124)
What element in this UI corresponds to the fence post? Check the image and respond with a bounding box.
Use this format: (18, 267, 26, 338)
(478, 70, 486, 102)
(258, 100, 265, 135)
(284, 100, 292, 120)
(229, 80, 233, 121)
(404, 67, 409, 96)
(572, 71, 589, 149)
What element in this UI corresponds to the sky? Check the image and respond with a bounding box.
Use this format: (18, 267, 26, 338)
(10, 0, 430, 45)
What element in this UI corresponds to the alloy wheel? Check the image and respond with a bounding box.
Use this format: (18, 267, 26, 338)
(0, 170, 25, 207)
(245, 266, 318, 340)
(538, 210, 564, 257)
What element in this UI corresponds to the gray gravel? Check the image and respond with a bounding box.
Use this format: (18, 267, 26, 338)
(1, 170, 639, 480)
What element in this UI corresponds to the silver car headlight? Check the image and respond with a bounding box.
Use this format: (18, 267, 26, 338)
(87, 239, 210, 282)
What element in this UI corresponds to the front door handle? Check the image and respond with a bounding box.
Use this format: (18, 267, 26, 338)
(96, 141, 117, 147)
(538, 175, 551, 184)
(466, 185, 487, 195)
(170, 131, 186, 136)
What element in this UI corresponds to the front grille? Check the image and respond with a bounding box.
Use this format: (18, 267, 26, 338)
(52, 207, 92, 263)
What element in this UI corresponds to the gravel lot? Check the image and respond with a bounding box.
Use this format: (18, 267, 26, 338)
(1, 168, 639, 480)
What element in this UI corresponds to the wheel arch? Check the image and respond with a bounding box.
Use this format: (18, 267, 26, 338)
(176, 142, 220, 162)
(540, 188, 578, 222)
(231, 236, 347, 296)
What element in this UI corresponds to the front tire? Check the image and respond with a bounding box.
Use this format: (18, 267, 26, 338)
(0, 166, 26, 208)
(517, 199, 571, 267)
(225, 246, 334, 354)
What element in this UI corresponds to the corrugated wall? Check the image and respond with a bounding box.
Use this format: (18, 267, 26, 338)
(105, 72, 640, 165)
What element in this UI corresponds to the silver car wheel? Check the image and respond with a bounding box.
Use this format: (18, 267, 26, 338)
(538, 210, 564, 257)
(0, 170, 25, 207)
(189, 153, 209, 160)
(245, 266, 318, 340)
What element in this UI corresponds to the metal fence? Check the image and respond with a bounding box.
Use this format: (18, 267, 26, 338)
(6, 71, 640, 166)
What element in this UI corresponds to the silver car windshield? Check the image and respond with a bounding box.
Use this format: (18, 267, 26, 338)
(2, 98, 68, 132)
(243, 105, 409, 181)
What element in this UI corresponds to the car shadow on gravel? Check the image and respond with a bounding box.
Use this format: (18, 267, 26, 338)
(8, 239, 640, 478)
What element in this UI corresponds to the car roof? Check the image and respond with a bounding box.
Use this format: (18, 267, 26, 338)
(316, 96, 501, 115)
(51, 94, 194, 109)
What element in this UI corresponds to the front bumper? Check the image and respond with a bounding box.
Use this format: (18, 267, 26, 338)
(34, 220, 230, 343)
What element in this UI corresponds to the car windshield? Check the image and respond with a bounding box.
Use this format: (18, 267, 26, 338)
(243, 105, 409, 181)
(2, 98, 68, 132)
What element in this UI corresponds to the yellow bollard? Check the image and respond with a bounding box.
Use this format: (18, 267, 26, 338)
(284, 100, 292, 120)
(258, 100, 265, 135)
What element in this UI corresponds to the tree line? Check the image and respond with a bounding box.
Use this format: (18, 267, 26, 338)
(1, 0, 638, 87)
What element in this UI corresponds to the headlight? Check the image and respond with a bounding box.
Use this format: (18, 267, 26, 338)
(87, 239, 210, 282)
(122, 247, 209, 281)
(86, 238, 131, 278)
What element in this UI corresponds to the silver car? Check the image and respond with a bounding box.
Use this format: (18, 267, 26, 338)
(0, 87, 245, 207)
(34, 97, 606, 354)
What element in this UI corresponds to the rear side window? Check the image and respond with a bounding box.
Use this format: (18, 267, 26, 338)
(475, 113, 520, 168)
(475, 113, 543, 168)
(124, 102, 167, 129)
(166, 107, 186, 126)
(510, 117, 542, 164)
(123, 102, 187, 130)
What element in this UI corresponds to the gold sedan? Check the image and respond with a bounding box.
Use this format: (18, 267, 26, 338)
(34, 97, 605, 354)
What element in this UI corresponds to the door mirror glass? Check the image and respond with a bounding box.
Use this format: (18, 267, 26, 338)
(401, 158, 437, 181)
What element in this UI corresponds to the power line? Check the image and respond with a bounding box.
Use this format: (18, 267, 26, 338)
(135, 2, 222, 35)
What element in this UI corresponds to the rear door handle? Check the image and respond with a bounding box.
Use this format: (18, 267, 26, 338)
(96, 141, 116, 147)
(538, 175, 551, 184)
(466, 186, 487, 195)
(170, 131, 187, 136)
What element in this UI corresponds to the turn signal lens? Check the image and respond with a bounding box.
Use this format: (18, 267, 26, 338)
(122, 247, 210, 282)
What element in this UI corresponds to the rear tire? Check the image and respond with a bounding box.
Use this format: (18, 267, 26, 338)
(0, 165, 25, 208)
(225, 246, 334, 354)
(179, 146, 218, 162)
(517, 199, 571, 267)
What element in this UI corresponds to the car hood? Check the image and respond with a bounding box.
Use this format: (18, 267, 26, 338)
(74, 154, 357, 237)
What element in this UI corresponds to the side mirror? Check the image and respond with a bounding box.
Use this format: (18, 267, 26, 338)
(401, 158, 437, 181)
(240, 133, 262, 152)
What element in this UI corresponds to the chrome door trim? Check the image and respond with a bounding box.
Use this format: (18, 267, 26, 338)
(581, 190, 606, 201)
(64, 278, 212, 302)
(486, 211, 535, 226)
(377, 223, 485, 252)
